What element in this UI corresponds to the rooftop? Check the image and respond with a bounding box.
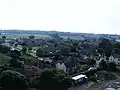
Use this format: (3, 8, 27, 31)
(72, 74, 87, 80)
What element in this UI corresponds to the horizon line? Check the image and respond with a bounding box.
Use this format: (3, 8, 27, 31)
(0, 29, 119, 35)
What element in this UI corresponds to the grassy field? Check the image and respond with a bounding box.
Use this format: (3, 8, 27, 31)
(0, 34, 82, 40)
(0, 34, 52, 39)
(0, 53, 11, 65)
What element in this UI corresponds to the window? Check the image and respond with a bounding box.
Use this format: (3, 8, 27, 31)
(118, 59, 120, 61)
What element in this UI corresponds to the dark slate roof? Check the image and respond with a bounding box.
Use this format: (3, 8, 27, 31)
(112, 54, 120, 58)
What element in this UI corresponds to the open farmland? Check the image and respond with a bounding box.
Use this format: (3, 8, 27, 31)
(0, 34, 52, 39)
(0, 34, 83, 40)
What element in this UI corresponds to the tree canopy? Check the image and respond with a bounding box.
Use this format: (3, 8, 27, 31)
(99, 60, 108, 70)
(35, 68, 72, 90)
(57, 45, 71, 56)
(0, 45, 11, 54)
(36, 47, 44, 56)
(29, 35, 35, 39)
(98, 38, 113, 57)
(2, 36, 6, 40)
(0, 70, 28, 90)
(22, 46, 27, 54)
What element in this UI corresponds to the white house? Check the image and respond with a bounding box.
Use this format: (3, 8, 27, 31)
(109, 55, 114, 62)
(83, 55, 89, 60)
(56, 62, 66, 72)
(109, 54, 120, 65)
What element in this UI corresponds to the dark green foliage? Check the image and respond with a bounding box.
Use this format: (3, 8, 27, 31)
(89, 59, 96, 66)
(9, 58, 22, 68)
(114, 42, 120, 49)
(28, 46, 32, 51)
(2, 36, 6, 40)
(0, 70, 28, 90)
(98, 38, 113, 57)
(58, 45, 71, 56)
(10, 50, 21, 58)
(0, 45, 11, 54)
(113, 42, 120, 53)
(36, 48, 44, 56)
(108, 62, 117, 71)
(29, 35, 35, 39)
(70, 46, 77, 52)
(99, 60, 108, 70)
(35, 68, 72, 90)
(50, 33, 63, 40)
(22, 46, 27, 53)
(97, 48, 104, 55)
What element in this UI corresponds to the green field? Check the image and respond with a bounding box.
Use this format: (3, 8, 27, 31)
(0, 34, 52, 39)
(0, 34, 83, 40)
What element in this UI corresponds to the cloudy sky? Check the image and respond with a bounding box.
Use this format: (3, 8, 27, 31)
(0, 0, 120, 34)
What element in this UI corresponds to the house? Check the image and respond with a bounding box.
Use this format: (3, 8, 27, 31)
(109, 54, 120, 65)
(56, 61, 67, 72)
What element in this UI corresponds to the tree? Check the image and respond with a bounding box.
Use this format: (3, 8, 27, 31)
(10, 50, 21, 58)
(35, 68, 72, 90)
(0, 70, 28, 90)
(70, 46, 77, 52)
(22, 46, 27, 54)
(0, 45, 11, 54)
(89, 59, 96, 66)
(9, 58, 22, 68)
(99, 60, 108, 70)
(98, 38, 113, 58)
(114, 42, 120, 49)
(57, 45, 71, 56)
(97, 48, 104, 55)
(2, 36, 6, 40)
(28, 46, 32, 52)
(36, 48, 44, 56)
(29, 35, 35, 39)
(108, 62, 117, 71)
(113, 42, 120, 53)
(50, 33, 63, 40)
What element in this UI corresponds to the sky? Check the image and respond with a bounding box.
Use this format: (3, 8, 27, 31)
(0, 0, 120, 34)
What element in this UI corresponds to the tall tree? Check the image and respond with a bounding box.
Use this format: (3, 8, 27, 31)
(98, 38, 113, 58)
(0, 70, 28, 90)
(35, 68, 72, 90)
(57, 45, 71, 56)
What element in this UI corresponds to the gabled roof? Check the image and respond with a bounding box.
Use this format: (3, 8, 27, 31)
(112, 54, 120, 58)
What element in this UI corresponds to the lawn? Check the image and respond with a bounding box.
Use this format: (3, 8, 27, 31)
(32, 46, 41, 51)
(0, 53, 11, 65)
